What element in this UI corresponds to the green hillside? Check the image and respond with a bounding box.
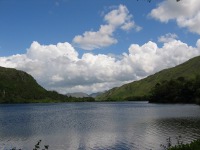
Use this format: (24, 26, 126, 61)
(0, 67, 94, 103)
(96, 56, 200, 101)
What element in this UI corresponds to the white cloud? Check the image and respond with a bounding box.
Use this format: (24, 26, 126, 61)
(27, 41, 78, 61)
(0, 39, 200, 94)
(121, 22, 142, 32)
(104, 4, 137, 30)
(73, 4, 141, 50)
(197, 39, 200, 48)
(158, 33, 178, 43)
(72, 25, 117, 50)
(150, 0, 200, 34)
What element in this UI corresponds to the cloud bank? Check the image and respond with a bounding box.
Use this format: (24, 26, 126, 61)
(150, 0, 200, 34)
(0, 39, 200, 94)
(73, 5, 141, 50)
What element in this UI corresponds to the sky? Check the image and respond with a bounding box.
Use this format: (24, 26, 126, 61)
(0, 0, 200, 94)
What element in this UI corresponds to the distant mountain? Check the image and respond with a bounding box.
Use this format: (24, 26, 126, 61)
(96, 56, 200, 101)
(90, 92, 104, 98)
(66, 92, 89, 98)
(66, 92, 104, 98)
(0, 67, 94, 103)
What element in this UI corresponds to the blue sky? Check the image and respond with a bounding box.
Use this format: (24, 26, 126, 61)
(1, 0, 198, 56)
(0, 0, 200, 94)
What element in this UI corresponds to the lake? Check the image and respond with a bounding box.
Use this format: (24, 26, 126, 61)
(0, 102, 200, 150)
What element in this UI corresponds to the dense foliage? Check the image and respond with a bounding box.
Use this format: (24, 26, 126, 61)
(96, 56, 200, 101)
(149, 76, 200, 104)
(161, 137, 200, 150)
(0, 67, 94, 103)
(168, 139, 200, 150)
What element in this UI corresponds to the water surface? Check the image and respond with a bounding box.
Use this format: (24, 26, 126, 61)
(0, 102, 200, 150)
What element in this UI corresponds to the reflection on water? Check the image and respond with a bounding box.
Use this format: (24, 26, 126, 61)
(0, 102, 200, 150)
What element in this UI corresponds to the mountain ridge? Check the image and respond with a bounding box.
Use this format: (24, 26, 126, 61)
(0, 66, 94, 103)
(96, 56, 200, 101)
(66, 92, 89, 98)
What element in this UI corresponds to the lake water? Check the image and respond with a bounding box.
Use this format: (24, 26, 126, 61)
(0, 102, 200, 150)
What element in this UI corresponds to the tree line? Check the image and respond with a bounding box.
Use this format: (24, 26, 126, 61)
(148, 75, 200, 104)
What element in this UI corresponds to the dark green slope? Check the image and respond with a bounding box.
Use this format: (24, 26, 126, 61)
(96, 56, 200, 101)
(0, 66, 48, 103)
(0, 67, 94, 103)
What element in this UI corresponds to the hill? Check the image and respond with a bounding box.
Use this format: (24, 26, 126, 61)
(96, 56, 200, 101)
(0, 67, 94, 103)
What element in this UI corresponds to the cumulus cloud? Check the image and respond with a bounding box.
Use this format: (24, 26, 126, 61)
(150, 0, 200, 34)
(72, 25, 117, 50)
(0, 39, 200, 94)
(73, 5, 141, 50)
(158, 33, 178, 43)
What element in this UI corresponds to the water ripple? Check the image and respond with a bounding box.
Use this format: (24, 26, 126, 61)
(0, 102, 200, 150)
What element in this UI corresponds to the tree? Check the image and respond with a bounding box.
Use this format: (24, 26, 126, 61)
(149, 76, 200, 104)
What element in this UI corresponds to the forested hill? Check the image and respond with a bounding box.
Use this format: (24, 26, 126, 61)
(96, 56, 200, 102)
(0, 67, 94, 103)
